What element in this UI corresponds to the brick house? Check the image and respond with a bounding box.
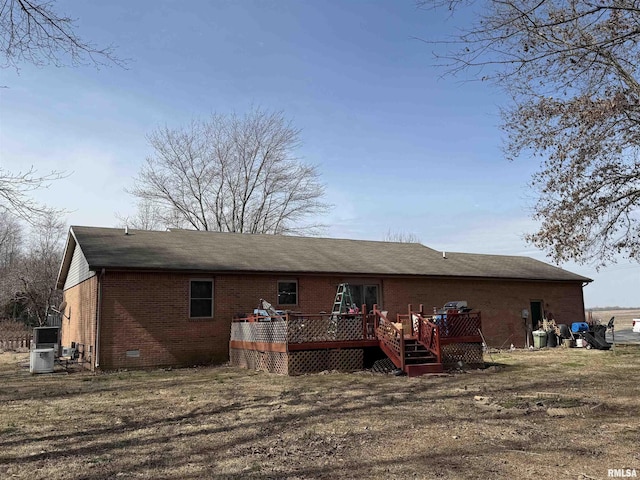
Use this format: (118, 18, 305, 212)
(56, 226, 591, 370)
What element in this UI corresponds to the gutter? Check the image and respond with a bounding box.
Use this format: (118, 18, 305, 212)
(84, 265, 591, 284)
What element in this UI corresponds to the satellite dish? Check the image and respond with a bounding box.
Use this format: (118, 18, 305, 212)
(59, 301, 67, 311)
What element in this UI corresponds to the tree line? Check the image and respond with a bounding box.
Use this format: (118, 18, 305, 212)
(0, 214, 65, 326)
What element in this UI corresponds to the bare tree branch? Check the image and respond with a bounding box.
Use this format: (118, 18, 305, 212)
(420, 0, 640, 266)
(0, 0, 126, 70)
(0, 166, 67, 225)
(383, 230, 422, 243)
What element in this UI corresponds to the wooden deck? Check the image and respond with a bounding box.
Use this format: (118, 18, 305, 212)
(229, 306, 483, 376)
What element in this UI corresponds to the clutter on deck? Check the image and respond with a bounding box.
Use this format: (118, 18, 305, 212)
(229, 286, 485, 377)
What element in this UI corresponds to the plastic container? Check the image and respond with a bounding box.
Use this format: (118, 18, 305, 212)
(576, 338, 584, 348)
(546, 331, 557, 347)
(533, 330, 547, 348)
(571, 322, 589, 333)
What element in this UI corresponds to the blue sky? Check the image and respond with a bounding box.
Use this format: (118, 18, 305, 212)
(0, 0, 638, 307)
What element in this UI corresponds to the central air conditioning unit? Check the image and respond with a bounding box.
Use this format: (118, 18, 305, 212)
(32, 326, 61, 356)
(61, 346, 76, 358)
(30, 348, 55, 374)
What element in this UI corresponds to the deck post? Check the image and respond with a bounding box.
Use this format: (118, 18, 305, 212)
(361, 304, 367, 339)
(285, 312, 290, 354)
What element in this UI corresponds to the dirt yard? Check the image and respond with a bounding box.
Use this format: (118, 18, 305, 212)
(0, 344, 638, 480)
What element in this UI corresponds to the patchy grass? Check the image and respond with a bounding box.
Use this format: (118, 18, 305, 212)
(0, 347, 639, 480)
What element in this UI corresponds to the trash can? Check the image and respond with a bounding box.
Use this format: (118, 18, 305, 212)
(546, 330, 558, 347)
(533, 330, 547, 348)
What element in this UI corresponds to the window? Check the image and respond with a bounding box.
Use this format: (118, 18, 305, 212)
(277, 280, 298, 305)
(190, 280, 213, 318)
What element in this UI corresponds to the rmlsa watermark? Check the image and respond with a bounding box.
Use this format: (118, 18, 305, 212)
(608, 469, 637, 478)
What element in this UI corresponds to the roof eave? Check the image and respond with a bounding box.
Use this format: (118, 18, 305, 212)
(77, 264, 592, 283)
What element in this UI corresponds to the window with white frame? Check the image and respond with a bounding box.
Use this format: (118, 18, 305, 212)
(190, 279, 213, 318)
(277, 280, 298, 305)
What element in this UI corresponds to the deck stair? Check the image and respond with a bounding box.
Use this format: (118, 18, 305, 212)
(402, 338, 443, 376)
(373, 304, 443, 376)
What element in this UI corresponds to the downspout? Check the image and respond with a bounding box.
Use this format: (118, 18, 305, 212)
(581, 281, 589, 321)
(95, 268, 105, 369)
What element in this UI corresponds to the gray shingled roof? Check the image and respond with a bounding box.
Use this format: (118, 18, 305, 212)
(58, 226, 591, 286)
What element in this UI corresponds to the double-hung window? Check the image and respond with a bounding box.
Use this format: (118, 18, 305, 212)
(277, 280, 298, 306)
(190, 279, 213, 318)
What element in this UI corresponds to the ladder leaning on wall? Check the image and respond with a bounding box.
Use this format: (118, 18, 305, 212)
(331, 283, 355, 317)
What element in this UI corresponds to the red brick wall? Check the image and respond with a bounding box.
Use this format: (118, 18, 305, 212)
(61, 276, 98, 369)
(380, 277, 585, 348)
(96, 271, 586, 369)
(98, 272, 346, 369)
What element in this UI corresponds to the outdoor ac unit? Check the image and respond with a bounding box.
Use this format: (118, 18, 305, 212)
(61, 347, 76, 358)
(30, 348, 55, 374)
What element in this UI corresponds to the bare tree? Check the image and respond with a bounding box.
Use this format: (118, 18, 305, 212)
(129, 108, 330, 235)
(6, 216, 65, 326)
(0, 213, 22, 319)
(0, 0, 123, 70)
(0, 166, 66, 225)
(115, 199, 176, 231)
(383, 229, 422, 243)
(0, 212, 21, 268)
(420, 0, 640, 266)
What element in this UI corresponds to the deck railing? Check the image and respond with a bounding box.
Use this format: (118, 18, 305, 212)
(413, 312, 441, 364)
(373, 304, 404, 369)
(231, 305, 377, 347)
(363, 312, 377, 340)
(435, 311, 482, 343)
(287, 313, 364, 343)
(231, 304, 482, 370)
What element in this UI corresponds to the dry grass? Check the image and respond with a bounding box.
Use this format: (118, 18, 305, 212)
(1, 345, 639, 480)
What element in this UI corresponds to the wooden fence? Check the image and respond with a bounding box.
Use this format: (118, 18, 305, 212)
(0, 335, 32, 350)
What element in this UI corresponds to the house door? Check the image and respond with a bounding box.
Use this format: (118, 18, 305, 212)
(527, 300, 543, 347)
(530, 301, 543, 330)
(349, 284, 379, 313)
